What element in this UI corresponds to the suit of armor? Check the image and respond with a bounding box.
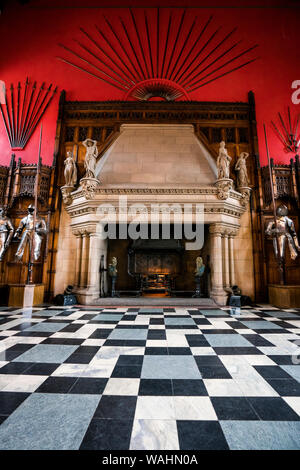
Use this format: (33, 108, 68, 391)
(0, 208, 14, 261)
(15, 206, 47, 261)
(266, 205, 300, 261)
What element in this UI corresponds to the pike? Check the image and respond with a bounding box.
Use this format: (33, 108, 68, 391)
(264, 124, 285, 285)
(18, 77, 29, 145)
(165, 9, 186, 79)
(58, 43, 129, 89)
(144, 10, 154, 78)
(20, 83, 49, 148)
(174, 14, 213, 82)
(160, 11, 172, 77)
(25, 86, 58, 147)
(188, 57, 258, 92)
(10, 84, 15, 146)
(80, 27, 135, 85)
(169, 16, 197, 81)
(20, 82, 45, 147)
(278, 111, 293, 145)
(186, 44, 258, 89)
(182, 27, 239, 87)
(0, 82, 12, 144)
(119, 16, 146, 80)
(18, 80, 37, 146)
(177, 25, 221, 84)
(104, 15, 142, 81)
(130, 8, 151, 79)
(57, 56, 125, 91)
(95, 24, 137, 83)
(28, 124, 42, 285)
(16, 82, 21, 144)
(74, 39, 132, 87)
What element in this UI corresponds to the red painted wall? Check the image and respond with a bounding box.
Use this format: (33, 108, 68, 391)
(0, 1, 299, 166)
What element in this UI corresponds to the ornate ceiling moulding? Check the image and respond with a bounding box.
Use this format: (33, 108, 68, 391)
(271, 107, 300, 154)
(56, 8, 259, 102)
(0, 78, 57, 150)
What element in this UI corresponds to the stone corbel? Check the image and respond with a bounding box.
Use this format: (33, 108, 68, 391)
(214, 178, 233, 200)
(237, 186, 252, 207)
(79, 177, 100, 200)
(61, 185, 75, 206)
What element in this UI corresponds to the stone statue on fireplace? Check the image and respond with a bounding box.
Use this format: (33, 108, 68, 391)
(235, 152, 249, 187)
(82, 138, 98, 179)
(194, 256, 205, 277)
(0, 207, 14, 262)
(64, 151, 77, 187)
(217, 141, 232, 179)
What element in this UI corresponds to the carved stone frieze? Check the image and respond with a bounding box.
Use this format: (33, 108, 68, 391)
(215, 178, 234, 200)
(237, 186, 252, 207)
(79, 177, 101, 200)
(61, 185, 75, 206)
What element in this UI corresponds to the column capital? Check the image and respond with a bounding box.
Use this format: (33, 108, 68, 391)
(209, 223, 239, 238)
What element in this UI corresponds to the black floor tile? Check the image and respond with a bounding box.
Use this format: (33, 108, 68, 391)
(242, 335, 274, 347)
(0, 361, 33, 374)
(64, 353, 94, 364)
(213, 347, 261, 355)
(211, 397, 259, 420)
(264, 379, 300, 396)
(254, 365, 293, 379)
(94, 396, 137, 419)
(172, 379, 208, 396)
(35, 376, 78, 393)
(247, 397, 300, 421)
(268, 355, 298, 365)
(111, 365, 142, 378)
(145, 347, 168, 355)
(116, 355, 144, 366)
(177, 421, 229, 450)
(185, 335, 210, 347)
(168, 347, 192, 355)
(147, 331, 166, 340)
(41, 338, 84, 345)
(69, 378, 108, 394)
(197, 365, 232, 379)
(89, 329, 112, 339)
(0, 392, 29, 415)
(139, 379, 173, 396)
(194, 356, 224, 366)
(23, 363, 60, 375)
(80, 419, 133, 450)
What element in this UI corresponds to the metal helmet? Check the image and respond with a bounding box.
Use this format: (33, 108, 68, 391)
(28, 204, 35, 213)
(276, 204, 288, 217)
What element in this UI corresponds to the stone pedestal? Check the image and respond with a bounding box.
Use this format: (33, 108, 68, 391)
(268, 284, 300, 308)
(79, 177, 100, 199)
(61, 185, 75, 206)
(215, 178, 233, 200)
(8, 284, 44, 307)
(237, 186, 252, 207)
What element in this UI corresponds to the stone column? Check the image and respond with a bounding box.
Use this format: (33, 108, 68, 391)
(209, 224, 227, 305)
(222, 232, 230, 289)
(79, 230, 89, 288)
(228, 231, 237, 287)
(87, 226, 108, 298)
(74, 232, 82, 288)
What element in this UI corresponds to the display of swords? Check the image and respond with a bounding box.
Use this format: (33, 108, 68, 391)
(271, 107, 300, 154)
(0, 78, 57, 149)
(56, 7, 259, 101)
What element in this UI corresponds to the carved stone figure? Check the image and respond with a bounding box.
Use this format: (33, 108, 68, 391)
(265, 205, 300, 261)
(14, 205, 48, 262)
(82, 138, 98, 179)
(235, 152, 249, 187)
(194, 256, 205, 277)
(64, 151, 77, 187)
(217, 141, 232, 180)
(0, 207, 14, 261)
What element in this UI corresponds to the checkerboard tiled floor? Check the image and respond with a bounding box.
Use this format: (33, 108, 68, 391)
(0, 304, 300, 450)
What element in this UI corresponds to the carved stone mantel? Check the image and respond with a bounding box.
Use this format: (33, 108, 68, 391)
(64, 184, 247, 305)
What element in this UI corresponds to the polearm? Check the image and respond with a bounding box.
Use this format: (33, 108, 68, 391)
(263, 124, 285, 285)
(28, 124, 42, 284)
